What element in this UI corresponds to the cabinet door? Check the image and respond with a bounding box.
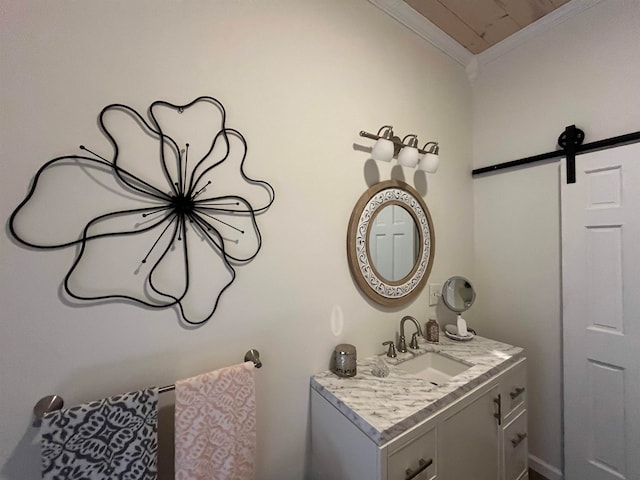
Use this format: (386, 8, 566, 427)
(440, 386, 500, 480)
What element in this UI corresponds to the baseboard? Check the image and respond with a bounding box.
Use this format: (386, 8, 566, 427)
(529, 454, 563, 480)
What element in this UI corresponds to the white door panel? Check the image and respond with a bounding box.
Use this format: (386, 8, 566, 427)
(561, 143, 640, 480)
(370, 205, 415, 281)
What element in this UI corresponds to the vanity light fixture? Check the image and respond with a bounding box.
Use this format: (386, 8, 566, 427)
(360, 126, 439, 172)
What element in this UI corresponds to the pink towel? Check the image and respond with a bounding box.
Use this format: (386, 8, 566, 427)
(175, 361, 256, 480)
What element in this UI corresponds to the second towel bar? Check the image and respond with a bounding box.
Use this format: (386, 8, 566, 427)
(34, 349, 262, 421)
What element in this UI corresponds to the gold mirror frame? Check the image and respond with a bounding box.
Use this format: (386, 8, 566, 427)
(347, 180, 435, 306)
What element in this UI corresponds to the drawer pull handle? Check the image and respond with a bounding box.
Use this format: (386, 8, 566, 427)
(405, 458, 433, 480)
(511, 432, 527, 448)
(494, 394, 502, 425)
(510, 387, 526, 400)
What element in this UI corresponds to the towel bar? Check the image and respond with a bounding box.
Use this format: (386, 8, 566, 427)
(34, 349, 262, 421)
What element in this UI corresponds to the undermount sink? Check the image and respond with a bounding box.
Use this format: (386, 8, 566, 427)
(396, 352, 471, 386)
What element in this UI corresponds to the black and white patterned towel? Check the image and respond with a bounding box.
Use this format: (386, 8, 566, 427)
(41, 388, 158, 480)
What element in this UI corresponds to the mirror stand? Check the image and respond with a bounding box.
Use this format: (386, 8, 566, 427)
(456, 314, 468, 336)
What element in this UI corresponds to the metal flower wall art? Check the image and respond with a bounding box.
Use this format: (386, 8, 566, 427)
(9, 96, 275, 326)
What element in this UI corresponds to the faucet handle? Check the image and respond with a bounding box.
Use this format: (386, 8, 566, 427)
(410, 332, 421, 349)
(382, 341, 397, 358)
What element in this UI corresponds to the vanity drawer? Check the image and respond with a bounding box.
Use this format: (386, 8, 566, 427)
(503, 409, 528, 480)
(500, 360, 527, 421)
(387, 426, 436, 480)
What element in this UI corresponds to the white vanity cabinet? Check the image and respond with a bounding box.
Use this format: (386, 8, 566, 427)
(310, 357, 527, 480)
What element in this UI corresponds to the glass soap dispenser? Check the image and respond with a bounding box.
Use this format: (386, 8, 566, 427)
(426, 313, 440, 343)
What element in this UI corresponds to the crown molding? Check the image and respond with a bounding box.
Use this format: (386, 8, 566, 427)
(368, 0, 603, 84)
(367, 0, 474, 67)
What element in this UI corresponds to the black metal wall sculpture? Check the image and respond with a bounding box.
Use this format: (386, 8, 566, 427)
(9, 96, 275, 326)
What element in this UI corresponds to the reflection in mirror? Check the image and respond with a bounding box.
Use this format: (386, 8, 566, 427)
(442, 276, 476, 339)
(442, 276, 475, 313)
(368, 204, 419, 282)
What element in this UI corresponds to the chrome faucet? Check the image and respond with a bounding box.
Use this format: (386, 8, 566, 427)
(398, 316, 423, 353)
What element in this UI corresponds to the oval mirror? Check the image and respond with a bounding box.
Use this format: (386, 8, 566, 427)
(347, 180, 435, 306)
(442, 276, 475, 313)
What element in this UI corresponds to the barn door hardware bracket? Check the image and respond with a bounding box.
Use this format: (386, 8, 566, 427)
(557, 125, 585, 184)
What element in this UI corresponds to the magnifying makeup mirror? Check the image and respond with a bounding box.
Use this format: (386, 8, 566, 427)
(442, 276, 476, 340)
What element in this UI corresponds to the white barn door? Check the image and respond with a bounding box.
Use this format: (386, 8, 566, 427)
(561, 143, 640, 480)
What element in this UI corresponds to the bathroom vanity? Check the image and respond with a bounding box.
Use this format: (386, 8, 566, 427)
(310, 336, 527, 480)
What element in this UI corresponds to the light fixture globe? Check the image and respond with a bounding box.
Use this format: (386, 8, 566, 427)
(418, 143, 440, 173)
(369, 125, 395, 162)
(371, 138, 394, 162)
(398, 135, 419, 168)
(418, 153, 439, 173)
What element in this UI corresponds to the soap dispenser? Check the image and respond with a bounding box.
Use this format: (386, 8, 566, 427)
(426, 314, 440, 343)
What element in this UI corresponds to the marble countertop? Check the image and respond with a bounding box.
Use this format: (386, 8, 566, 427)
(311, 335, 524, 446)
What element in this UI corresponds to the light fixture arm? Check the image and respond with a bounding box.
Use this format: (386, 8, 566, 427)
(421, 141, 439, 155)
(359, 129, 387, 142)
(402, 134, 419, 148)
(376, 125, 394, 138)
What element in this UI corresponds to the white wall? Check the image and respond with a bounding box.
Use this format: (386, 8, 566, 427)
(0, 1, 473, 478)
(472, 1, 640, 477)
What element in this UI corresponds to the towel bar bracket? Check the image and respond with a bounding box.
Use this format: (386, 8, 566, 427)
(33, 395, 64, 424)
(244, 349, 262, 368)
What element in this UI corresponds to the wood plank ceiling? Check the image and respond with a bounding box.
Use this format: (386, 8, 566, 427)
(405, 0, 570, 54)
